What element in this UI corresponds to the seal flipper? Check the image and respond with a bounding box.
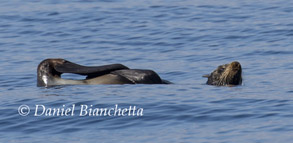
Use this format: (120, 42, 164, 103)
(161, 79, 173, 84)
(54, 60, 129, 78)
(111, 69, 164, 84)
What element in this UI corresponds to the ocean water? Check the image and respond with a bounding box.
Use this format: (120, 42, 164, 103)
(0, 0, 292, 142)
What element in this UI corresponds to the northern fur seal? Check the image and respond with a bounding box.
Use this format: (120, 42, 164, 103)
(37, 59, 171, 87)
(203, 61, 242, 86)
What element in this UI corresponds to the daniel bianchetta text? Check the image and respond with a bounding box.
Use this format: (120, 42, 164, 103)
(28, 104, 143, 117)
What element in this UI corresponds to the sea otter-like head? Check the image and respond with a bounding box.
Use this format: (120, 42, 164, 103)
(206, 61, 242, 86)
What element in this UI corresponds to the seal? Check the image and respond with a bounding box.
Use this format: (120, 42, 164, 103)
(37, 58, 171, 87)
(203, 61, 242, 86)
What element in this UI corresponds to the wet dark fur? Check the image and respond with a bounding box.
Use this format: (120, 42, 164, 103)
(37, 59, 171, 87)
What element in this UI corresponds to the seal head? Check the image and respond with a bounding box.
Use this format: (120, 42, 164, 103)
(204, 61, 242, 86)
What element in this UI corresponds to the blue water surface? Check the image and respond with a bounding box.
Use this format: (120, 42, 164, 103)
(0, 0, 293, 142)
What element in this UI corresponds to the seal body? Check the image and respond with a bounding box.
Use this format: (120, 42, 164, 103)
(37, 59, 171, 87)
(204, 61, 242, 86)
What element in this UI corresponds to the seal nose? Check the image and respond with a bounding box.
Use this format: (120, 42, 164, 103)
(230, 61, 241, 71)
